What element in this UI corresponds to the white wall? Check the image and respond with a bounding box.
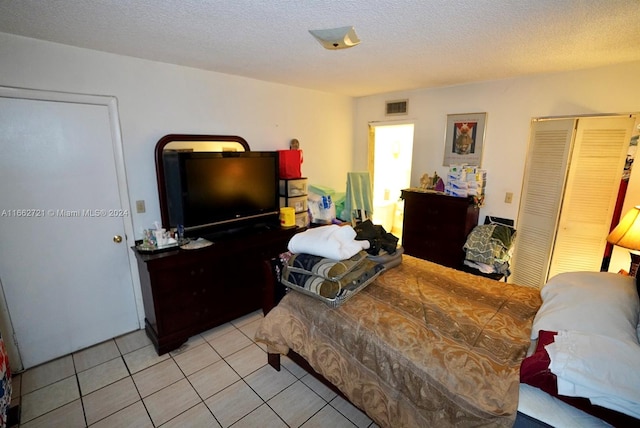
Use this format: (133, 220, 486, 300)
(0, 32, 354, 236)
(354, 62, 640, 273)
(355, 61, 640, 221)
(3, 32, 640, 274)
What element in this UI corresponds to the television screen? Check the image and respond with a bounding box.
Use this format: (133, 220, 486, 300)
(164, 151, 279, 234)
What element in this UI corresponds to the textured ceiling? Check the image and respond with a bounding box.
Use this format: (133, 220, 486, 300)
(1, 0, 639, 97)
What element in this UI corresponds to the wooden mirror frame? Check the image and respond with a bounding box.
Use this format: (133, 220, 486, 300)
(154, 134, 251, 229)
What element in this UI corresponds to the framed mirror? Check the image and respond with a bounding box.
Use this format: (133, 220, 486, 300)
(155, 134, 251, 228)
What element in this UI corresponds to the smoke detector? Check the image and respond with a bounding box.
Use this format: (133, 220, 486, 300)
(309, 26, 361, 50)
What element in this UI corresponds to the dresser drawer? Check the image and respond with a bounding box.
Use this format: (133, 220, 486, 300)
(153, 264, 213, 296)
(158, 305, 211, 335)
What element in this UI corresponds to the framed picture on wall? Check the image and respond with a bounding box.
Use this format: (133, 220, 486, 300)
(442, 112, 487, 166)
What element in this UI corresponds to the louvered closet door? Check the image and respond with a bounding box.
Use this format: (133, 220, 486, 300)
(510, 119, 575, 287)
(548, 116, 634, 279)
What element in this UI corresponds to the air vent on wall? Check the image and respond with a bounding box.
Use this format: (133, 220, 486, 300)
(385, 99, 408, 116)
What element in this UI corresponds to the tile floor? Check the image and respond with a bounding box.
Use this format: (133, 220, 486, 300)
(10, 310, 377, 428)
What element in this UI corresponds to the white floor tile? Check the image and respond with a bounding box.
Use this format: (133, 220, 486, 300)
(172, 342, 221, 376)
(224, 343, 266, 377)
(143, 378, 202, 426)
(115, 329, 152, 355)
(330, 395, 373, 427)
(188, 359, 241, 401)
(280, 355, 308, 378)
(230, 309, 263, 328)
(77, 357, 129, 395)
(169, 334, 206, 357)
(73, 340, 121, 372)
(159, 402, 221, 428)
(20, 355, 75, 394)
(205, 380, 263, 427)
(89, 400, 153, 428)
(267, 380, 327, 427)
(237, 318, 263, 342)
(243, 364, 297, 401)
(301, 404, 358, 428)
(207, 328, 252, 358)
(300, 373, 338, 402)
(231, 403, 287, 428)
(122, 343, 169, 374)
(19, 398, 85, 428)
(14, 313, 377, 428)
(82, 377, 140, 425)
(132, 358, 184, 398)
(21, 376, 80, 423)
(201, 322, 236, 342)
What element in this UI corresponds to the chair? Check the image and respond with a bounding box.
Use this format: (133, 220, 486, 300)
(462, 216, 516, 282)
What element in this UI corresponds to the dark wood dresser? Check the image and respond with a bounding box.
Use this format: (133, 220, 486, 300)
(400, 189, 479, 269)
(133, 226, 298, 354)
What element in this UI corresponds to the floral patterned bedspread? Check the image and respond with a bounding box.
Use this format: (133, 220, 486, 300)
(256, 255, 541, 427)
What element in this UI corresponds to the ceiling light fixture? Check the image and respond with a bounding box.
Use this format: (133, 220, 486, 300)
(309, 26, 361, 50)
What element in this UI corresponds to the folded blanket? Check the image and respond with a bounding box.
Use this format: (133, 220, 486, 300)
(366, 246, 404, 270)
(547, 330, 640, 419)
(288, 225, 370, 260)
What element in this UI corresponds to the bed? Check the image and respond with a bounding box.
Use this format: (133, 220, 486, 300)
(256, 254, 541, 427)
(256, 250, 640, 427)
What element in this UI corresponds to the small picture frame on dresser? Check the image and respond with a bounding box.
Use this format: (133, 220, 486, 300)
(443, 112, 487, 167)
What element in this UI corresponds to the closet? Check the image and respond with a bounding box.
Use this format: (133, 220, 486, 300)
(511, 115, 636, 287)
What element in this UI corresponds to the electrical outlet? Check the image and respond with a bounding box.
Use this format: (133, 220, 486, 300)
(135, 200, 146, 213)
(504, 192, 513, 204)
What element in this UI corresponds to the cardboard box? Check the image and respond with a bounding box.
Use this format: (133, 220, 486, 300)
(445, 188, 468, 198)
(447, 179, 468, 190)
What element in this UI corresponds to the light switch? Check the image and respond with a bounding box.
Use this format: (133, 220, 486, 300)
(136, 200, 146, 213)
(505, 192, 513, 204)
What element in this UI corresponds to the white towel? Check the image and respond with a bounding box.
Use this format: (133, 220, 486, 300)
(547, 330, 640, 419)
(288, 225, 370, 260)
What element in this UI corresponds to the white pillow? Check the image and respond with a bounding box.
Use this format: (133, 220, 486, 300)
(531, 271, 639, 344)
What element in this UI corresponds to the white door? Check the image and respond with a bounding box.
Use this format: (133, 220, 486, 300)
(0, 91, 140, 369)
(548, 116, 634, 278)
(510, 118, 575, 287)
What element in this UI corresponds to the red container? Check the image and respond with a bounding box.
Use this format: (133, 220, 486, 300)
(278, 150, 302, 179)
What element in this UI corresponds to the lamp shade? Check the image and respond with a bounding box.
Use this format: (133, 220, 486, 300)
(607, 205, 640, 251)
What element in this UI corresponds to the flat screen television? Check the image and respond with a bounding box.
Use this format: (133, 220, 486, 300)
(163, 151, 279, 236)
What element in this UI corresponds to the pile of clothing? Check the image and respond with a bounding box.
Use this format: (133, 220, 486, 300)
(463, 223, 516, 277)
(281, 222, 402, 306)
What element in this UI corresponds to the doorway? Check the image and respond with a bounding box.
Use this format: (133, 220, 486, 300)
(368, 123, 414, 238)
(0, 88, 141, 370)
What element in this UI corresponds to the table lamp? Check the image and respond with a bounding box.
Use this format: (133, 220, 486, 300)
(607, 205, 640, 277)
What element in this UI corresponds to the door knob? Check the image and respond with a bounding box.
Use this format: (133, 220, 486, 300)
(113, 235, 123, 243)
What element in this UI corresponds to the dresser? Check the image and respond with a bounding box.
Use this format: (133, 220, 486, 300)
(400, 189, 479, 269)
(133, 226, 298, 354)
